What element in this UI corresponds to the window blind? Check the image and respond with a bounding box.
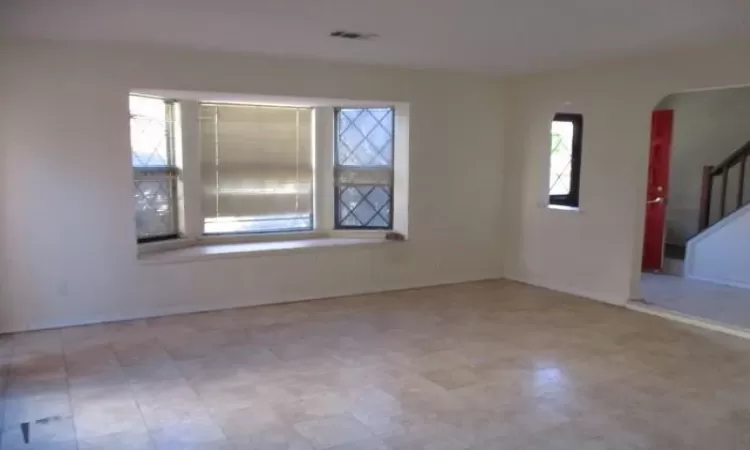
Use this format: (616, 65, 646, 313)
(199, 104, 313, 234)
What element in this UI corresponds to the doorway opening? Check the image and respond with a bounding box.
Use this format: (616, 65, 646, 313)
(637, 85, 750, 330)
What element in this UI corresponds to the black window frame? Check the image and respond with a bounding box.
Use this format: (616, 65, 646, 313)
(131, 97, 181, 243)
(549, 113, 583, 208)
(333, 107, 395, 230)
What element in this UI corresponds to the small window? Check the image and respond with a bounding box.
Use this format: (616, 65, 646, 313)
(199, 104, 314, 235)
(334, 107, 395, 229)
(549, 113, 583, 208)
(130, 95, 179, 242)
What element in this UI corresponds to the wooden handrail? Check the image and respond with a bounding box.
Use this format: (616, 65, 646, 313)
(710, 140, 750, 175)
(698, 140, 750, 232)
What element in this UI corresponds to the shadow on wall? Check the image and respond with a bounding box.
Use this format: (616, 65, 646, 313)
(656, 86, 750, 246)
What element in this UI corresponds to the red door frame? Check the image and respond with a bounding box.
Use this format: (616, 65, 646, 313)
(642, 109, 674, 272)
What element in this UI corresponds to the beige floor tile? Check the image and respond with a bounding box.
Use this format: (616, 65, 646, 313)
(0, 415, 76, 450)
(112, 339, 171, 367)
(1, 281, 749, 450)
(195, 382, 262, 416)
(383, 429, 475, 450)
(159, 330, 249, 361)
(137, 399, 213, 431)
(77, 430, 155, 450)
(293, 415, 375, 449)
(148, 310, 241, 334)
(61, 323, 115, 351)
(2, 390, 73, 425)
(9, 329, 63, 355)
(1, 439, 78, 450)
(327, 438, 393, 450)
(148, 416, 230, 450)
(420, 367, 480, 391)
(64, 344, 121, 378)
(212, 403, 281, 437)
(229, 424, 314, 449)
(8, 352, 67, 382)
(123, 359, 183, 382)
(68, 370, 133, 403)
(73, 398, 148, 440)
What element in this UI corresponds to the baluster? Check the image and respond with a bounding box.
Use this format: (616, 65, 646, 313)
(698, 165, 713, 232)
(720, 166, 729, 218)
(738, 155, 747, 209)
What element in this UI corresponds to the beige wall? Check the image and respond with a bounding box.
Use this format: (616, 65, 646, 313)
(3, 38, 750, 331)
(686, 202, 750, 289)
(0, 43, 8, 322)
(502, 42, 750, 304)
(658, 87, 750, 245)
(0, 40, 505, 332)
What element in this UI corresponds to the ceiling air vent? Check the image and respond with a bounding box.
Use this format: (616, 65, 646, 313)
(330, 30, 379, 40)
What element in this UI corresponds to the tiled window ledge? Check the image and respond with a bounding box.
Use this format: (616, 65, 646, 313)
(138, 237, 398, 264)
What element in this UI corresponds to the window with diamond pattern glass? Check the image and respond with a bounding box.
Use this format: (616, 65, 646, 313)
(549, 120, 574, 196)
(335, 108, 394, 229)
(549, 113, 583, 208)
(130, 95, 179, 241)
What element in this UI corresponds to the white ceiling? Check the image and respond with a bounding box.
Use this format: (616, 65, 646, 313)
(2, 0, 749, 75)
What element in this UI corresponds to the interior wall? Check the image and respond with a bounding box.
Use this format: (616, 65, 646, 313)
(658, 87, 750, 246)
(0, 39, 505, 333)
(502, 42, 750, 305)
(686, 202, 750, 289)
(0, 43, 8, 321)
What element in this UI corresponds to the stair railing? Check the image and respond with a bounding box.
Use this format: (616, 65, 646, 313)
(698, 140, 750, 232)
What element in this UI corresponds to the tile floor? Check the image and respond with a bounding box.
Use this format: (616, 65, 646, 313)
(1, 280, 749, 449)
(640, 273, 750, 329)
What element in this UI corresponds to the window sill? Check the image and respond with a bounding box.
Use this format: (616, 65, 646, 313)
(138, 236, 400, 265)
(545, 204, 582, 213)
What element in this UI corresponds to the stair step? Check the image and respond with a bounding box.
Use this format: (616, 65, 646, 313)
(663, 258, 685, 277)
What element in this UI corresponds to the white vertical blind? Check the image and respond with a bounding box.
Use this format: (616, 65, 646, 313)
(199, 104, 313, 233)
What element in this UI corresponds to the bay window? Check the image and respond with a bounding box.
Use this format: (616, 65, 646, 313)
(128, 92, 406, 250)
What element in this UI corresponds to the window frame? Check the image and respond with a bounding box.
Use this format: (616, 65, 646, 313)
(132, 93, 408, 255)
(549, 112, 583, 208)
(333, 106, 396, 230)
(131, 96, 181, 243)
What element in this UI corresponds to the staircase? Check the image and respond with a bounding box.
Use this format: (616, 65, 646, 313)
(662, 244, 685, 276)
(685, 140, 750, 288)
(697, 140, 750, 231)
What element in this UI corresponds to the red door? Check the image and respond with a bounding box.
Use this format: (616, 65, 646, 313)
(642, 109, 674, 272)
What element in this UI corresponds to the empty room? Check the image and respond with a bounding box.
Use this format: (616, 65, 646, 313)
(1, 1, 750, 449)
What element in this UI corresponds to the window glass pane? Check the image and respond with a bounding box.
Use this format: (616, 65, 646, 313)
(200, 104, 313, 234)
(134, 179, 177, 238)
(204, 215, 311, 234)
(130, 94, 178, 241)
(549, 120, 574, 196)
(337, 185, 391, 228)
(130, 96, 169, 167)
(334, 107, 395, 230)
(337, 108, 393, 167)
